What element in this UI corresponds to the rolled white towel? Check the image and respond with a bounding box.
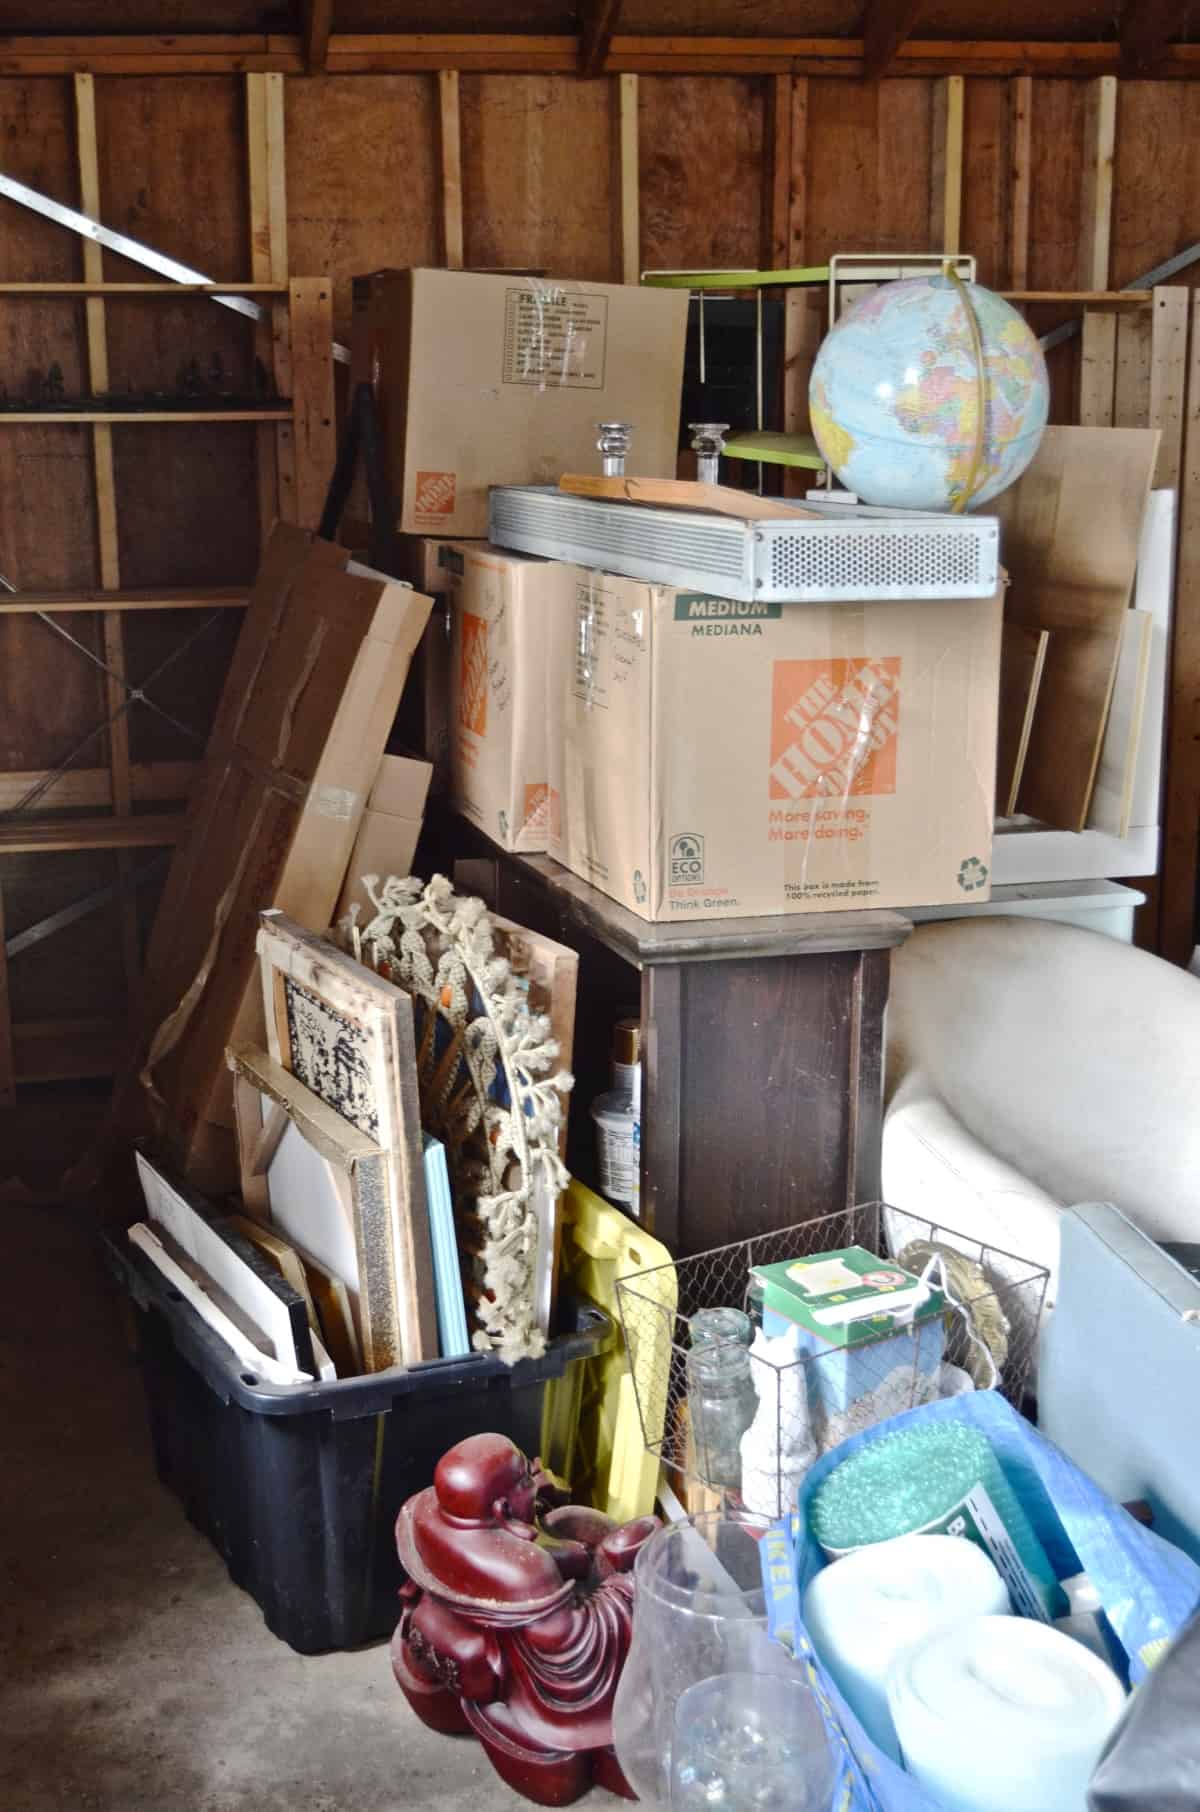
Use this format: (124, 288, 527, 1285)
(802, 1533, 1010, 1761)
(886, 1613, 1126, 1812)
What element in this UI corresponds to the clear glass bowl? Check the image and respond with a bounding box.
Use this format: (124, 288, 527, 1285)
(611, 1513, 835, 1810)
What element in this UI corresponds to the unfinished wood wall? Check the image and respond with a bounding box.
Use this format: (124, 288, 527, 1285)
(1, 64, 1199, 1131)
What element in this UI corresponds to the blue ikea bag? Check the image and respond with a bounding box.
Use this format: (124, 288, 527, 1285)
(765, 1391, 1200, 1812)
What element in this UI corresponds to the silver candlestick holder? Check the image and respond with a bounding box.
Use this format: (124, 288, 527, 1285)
(689, 422, 730, 485)
(596, 421, 634, 476)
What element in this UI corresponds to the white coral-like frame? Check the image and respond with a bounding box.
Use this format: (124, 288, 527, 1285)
(344, 873, 572, 1365)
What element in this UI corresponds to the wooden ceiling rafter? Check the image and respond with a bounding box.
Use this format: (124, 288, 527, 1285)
(300, 0, 334, 74)
(1120, 0, 1193, 73)
(861, 0, 927, 79)
(0, 27, 1199, 77)
(578, 0, 623, 76)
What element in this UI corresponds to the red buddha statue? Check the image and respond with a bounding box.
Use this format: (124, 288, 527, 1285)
(391, 1432, 659, 1806)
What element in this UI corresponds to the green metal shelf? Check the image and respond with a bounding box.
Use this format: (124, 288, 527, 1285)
(722, 430, 824, 470)
(641, 266, 830, 290)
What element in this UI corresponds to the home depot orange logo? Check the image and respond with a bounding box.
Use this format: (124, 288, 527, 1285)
(459, 612, 488, 735)
(415, 470, 456, 516)
(523, 783, 551, 836)
(769, 657, 901, 800)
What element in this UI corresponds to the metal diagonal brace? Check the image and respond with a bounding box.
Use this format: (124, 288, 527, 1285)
(1039, 240, 1200, 353)
(1, 610, 223, 819)
(0, 170, 351, 364)
(5, 853, 171, 960)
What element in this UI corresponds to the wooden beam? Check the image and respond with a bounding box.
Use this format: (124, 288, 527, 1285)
(764, 73, 792, 272)
(1160, 288, 1200, 963)
(74, 72, 143, 1009)
(12, 1017, 121, 1085)
(3, 33, 1200, 78)
(1121, 0, 1192, 74)
(579, 2, 623, 78)
(0, 586, 247, 614)
(438, 70, 465, 271)
(0, 281, 288, 295)
(782, 78, 815, 501)
(0, 814, 185, 855)
(246, 71, 291, 543)
(1079, 309, 1117, 425)
(0, 887, 14, 1107)
(0, 410, 292, 424)
(1008, 75, 1031, 289)
(1002, 290, 1151, 304)
(863, 0, 927, 79)
(301, 0, 334, 74)
(1149, 284, 1189, 491)
(288, 279, 336, 530)
(1080, 75, 1117, 292)
(930, 75, 964, 255)
(0, 762, 198, 812)
(615, 72, 639, 285)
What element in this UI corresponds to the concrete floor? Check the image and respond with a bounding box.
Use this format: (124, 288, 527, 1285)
(0, 1202, 624, 1812)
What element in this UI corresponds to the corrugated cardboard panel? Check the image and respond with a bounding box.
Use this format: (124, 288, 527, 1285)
(116, 524, 431, 1189)
(997, 425, 1159, 831)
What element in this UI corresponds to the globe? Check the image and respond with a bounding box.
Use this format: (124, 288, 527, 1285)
(809, 275, 1049, 512)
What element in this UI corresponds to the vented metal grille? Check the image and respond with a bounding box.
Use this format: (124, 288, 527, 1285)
(764, 522, 994, 601)
(490, 487, 1000, 603)
(489, 488, 755, 592)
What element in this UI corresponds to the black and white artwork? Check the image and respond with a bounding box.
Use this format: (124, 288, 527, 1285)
(283, 974, 379, 1140)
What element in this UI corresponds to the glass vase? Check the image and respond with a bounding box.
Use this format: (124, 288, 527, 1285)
(611, 1513, 834, 1810)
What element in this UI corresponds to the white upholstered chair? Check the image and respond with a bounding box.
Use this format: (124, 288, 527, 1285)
(881, 915, 1200, 1301)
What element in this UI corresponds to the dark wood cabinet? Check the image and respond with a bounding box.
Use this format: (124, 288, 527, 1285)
(439, 822, 911, 1257)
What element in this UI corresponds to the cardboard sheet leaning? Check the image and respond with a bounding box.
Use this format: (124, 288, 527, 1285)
(548, 568, 1005, 923)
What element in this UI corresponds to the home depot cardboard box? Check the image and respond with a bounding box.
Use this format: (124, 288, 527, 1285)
(548, 569, 1004, 922)
(351, 269, 689, 538)
(335, 754, 433, 926)
(441, 541, 562, 852)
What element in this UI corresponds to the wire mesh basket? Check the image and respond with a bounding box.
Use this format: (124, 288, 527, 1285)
(615, 1202, 1051, 1521)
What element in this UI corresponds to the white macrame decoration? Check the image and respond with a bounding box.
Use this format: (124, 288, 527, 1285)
(342, 873, 572, 1365)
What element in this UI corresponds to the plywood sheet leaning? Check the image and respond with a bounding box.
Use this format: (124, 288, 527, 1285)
(1089, 609, 1154, 839)
(995, 425, 1160, 831)
(256, 908, 437, 1367)
(996, 623, 1049, 818)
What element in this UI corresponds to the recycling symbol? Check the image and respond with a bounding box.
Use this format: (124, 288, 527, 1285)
(957, 856, 989, 893)
(633, 869, 647, 904)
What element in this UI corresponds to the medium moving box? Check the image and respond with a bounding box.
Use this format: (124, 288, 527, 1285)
(443, 541, 561, 853)
(336, 754, 433, 926)
(352, 269, 689, 538)
(548, 570, 1004, 923)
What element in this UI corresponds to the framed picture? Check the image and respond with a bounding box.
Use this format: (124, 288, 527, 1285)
(251, 910, 437, 1366)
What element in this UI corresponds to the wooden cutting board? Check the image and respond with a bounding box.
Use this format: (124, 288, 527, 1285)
(559, 473, 819, 521)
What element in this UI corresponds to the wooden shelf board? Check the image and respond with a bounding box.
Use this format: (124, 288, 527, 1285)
(723, 430, 825, 469)
(12, 1016, 120, 1083)
(1001, 290, 1152, 304)
(0, 761, 197, 813)
(0, 409, 292, 424)
(0, 586, 248, 614)
(0, 813, 185, 853)
(0, 282, 289, 296)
